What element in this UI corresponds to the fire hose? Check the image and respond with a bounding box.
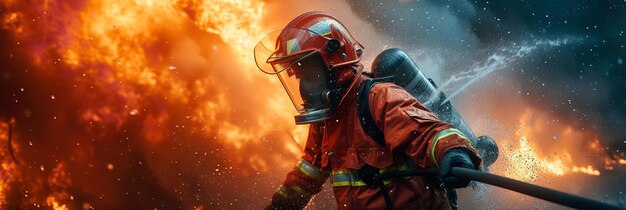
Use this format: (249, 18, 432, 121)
(379, 167, 625, 210)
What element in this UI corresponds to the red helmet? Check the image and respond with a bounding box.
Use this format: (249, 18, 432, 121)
(255, 11, 364, 75)
(254, 11, 364, 124)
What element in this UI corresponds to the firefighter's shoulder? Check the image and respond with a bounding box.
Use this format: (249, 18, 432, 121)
(369, 82, 416, 102)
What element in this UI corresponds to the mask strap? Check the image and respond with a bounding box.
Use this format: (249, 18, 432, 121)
(337, 63, 363, 106)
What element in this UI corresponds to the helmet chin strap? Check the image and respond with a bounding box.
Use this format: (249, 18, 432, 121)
(337, 63, 363, 107)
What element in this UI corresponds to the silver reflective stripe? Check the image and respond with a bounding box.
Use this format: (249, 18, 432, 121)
(297, 159, 322, 180)
(332, 173, 353, 183)
(404, 72, 422, 91)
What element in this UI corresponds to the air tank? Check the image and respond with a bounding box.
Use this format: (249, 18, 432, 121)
(372, 48, 498, 167)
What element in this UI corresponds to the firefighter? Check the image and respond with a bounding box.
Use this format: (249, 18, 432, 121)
(254, 11, 482, 210)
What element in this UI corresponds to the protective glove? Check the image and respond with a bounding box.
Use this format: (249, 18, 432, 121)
(439, 148, 476, 188)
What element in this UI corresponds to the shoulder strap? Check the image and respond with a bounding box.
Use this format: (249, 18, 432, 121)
(357, 79, 386, 146)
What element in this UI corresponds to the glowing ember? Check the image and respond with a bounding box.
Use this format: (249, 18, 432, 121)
(46, 196, 68, 210)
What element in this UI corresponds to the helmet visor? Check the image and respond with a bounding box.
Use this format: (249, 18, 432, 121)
(275, 52, 330, 113)
(254, 28, 330, 75)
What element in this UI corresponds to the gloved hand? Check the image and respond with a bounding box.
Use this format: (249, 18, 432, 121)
(439, 148, 476, 188)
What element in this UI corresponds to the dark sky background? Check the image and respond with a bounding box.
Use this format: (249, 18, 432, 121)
(345, 0, 626, 150)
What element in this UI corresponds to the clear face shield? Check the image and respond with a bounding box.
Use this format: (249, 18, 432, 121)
(254, 28, 333, 124)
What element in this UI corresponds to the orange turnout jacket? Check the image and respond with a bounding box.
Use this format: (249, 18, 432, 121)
(269, 76, 482, 210)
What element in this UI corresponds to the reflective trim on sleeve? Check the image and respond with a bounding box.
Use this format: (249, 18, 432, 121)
(289, 184, 310, 196)
(277, 186, 289, 198)
(277, 184, 310, 199)
(430, 128, 470, 167)
(297, 159, 322, 180)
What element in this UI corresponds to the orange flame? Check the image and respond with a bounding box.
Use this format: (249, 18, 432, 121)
(501, 109, 609, 182)
(572, 165, 601, 176)
(0, 0, 309, 208)
(45, 196, 68, 210)
(0, 122, 17, 206)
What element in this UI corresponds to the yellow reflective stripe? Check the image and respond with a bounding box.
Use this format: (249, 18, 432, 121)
(333, 165, 408, 176)
(379, 164, 409, 174)
(379, 166, 397, 174)
(430, 128, 470, 166)
(297, 159, 322, 180)
(277, 184, 310, 198)
(332, 180, 367, 187)
(277, 186, 289, 198)
(330, 164, 414, 187)
(332, 179, 398, 187)
(286, 39, 300, 55)
(331, 170, 350, 175)
(289, 184, 310, 196)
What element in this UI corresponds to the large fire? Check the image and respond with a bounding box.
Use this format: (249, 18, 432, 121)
(0, 0, 308, 208)
(0, 0, 623, 209)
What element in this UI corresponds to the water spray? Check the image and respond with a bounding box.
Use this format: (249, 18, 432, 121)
(439, 38, 579, 105)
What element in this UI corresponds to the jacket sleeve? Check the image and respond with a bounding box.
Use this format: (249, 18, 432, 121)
(267, 124, 329, 210)
(368, 83, 481, 168)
